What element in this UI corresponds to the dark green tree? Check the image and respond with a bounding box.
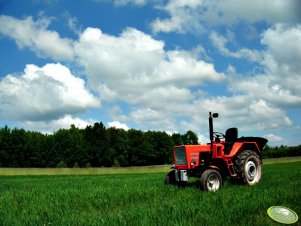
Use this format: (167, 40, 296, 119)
(127, 129, 149, 166)
(0, 126, 11, 167)
(107, 127, 130, 166)
(84, 122, 109, 167)
(181, 130, 199, 145)
(145, 131, 173, 165)
(171, 133, 183, 146)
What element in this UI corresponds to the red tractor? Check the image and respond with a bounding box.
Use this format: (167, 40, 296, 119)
(164, 112, 268, 191)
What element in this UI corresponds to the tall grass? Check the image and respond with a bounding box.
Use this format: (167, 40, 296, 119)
(0, 162, 300, 225)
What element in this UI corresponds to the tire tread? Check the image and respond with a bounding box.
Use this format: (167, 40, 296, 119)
(235, 150, 261, 185)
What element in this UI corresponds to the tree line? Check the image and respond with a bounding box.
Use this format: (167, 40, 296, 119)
(262, 144, 301, 159)
(0, 123, 300, 168)
(0, 123, 198, 168)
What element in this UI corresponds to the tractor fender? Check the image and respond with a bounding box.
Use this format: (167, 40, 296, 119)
(235, 143, 262, 161)
(227, 142, 244, 156)
(208, 165, 220, 171)
(195, 164, 221, 174)
(207, 165, 227, 180)
(207, 165, 225, 177)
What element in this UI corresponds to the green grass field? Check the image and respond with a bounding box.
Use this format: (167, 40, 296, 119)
(0, 158, 300, 225)
(0, 164, 172, 176)
(1, 156, 301, 176)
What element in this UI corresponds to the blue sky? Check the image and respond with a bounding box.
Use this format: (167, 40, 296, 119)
(0, 0, 300, 146)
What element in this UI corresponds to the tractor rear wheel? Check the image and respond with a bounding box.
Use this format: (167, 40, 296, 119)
(200, 169, 222, 191)
(164, 170, 176, 185)
(235, 150, 262, 185)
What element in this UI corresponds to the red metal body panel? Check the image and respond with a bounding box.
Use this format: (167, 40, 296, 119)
(173, 145, 210, 170)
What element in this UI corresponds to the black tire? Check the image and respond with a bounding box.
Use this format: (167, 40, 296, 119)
(164, 170, 176, 185)
(200, 169, 223, 192)
(235, 150, 262, 185)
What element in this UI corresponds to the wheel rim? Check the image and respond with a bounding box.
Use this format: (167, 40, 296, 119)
(207, 174, 220, 191)
(245, 160, 257, 181)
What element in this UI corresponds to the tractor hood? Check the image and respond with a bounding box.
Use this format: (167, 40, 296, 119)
(173, 145, 211, 169)
(237, 137, 268, 150)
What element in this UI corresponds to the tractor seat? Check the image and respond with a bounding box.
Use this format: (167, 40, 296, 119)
(225, 127, 238, 142)
(223, 128, 238, 154)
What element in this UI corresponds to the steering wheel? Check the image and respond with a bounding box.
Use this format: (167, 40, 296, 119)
(213, 131, 225, 139)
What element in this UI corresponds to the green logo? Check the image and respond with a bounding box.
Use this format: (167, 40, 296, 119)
(267, 206, 298, 224)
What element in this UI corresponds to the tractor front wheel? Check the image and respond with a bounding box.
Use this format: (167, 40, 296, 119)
(235, 150, 262, 185)
(200, 169, 222, 191)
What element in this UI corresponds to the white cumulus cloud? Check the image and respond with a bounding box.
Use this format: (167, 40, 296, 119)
(151, 0, 300, 33)
(22, 115, 95, 134)
(263, 134, 285, 146)
(229, 24, 301, 108)
(0, 63, 99, 121)
(75, 27, 224, 108)
(108, 121, 129, 130)
(0, 15, 74, 60)
(261, 24, 301, 96)
(209, 31, 262, 62)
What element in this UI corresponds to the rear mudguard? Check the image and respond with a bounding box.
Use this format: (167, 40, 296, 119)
(229, 137, 268, 159)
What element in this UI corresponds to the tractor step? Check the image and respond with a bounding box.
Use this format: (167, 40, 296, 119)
(226, 159, 237, 177)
